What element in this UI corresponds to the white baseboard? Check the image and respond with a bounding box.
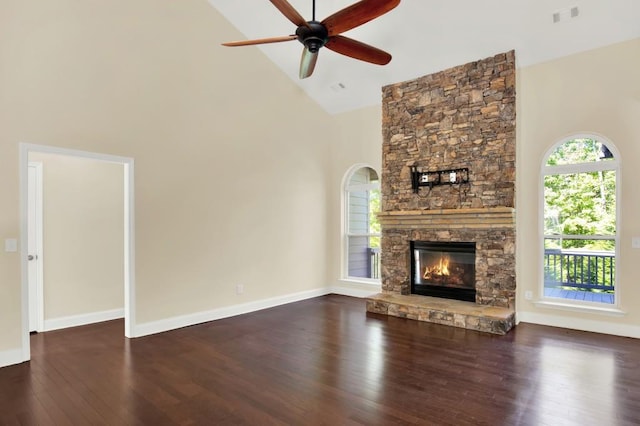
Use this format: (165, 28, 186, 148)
(0, 348, 27, 368)
(330, 286, 380, 298)
(133, 287, 331, 338)
(44, 308, 124, 332)
(517, 311, 640, 338)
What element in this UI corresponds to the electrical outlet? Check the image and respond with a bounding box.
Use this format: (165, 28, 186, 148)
(236, 284, 244, 295)
(632, 237, 640, 249)
(524, 291, 533, 300)
(4, 238, 17, 252)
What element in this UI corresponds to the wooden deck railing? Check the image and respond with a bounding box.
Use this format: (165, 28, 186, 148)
(368, 247, 380, 279)
(544, 249, 615, 291)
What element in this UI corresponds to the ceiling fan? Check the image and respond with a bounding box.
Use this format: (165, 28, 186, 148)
(222, 0, 400, 79)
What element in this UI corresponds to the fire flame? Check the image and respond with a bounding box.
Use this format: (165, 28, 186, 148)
(423, 256, 450, 279)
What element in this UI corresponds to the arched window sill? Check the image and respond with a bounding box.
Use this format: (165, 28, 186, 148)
(533, 299, 626, 317)
(340, 278, 381, 287)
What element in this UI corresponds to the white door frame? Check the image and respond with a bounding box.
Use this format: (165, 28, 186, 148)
(19, 143, 136, 361)
(27, 162, 44, 332)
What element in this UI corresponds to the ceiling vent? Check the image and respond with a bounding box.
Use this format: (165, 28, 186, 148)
(553, 6, 579, 23)
(330, 82, 347, 92)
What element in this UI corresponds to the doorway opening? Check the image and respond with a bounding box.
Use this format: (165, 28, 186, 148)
(19, 143, 135, 362)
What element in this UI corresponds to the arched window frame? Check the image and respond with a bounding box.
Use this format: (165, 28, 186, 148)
(539, 133, 621, 309)
(341, 164, 381, 283)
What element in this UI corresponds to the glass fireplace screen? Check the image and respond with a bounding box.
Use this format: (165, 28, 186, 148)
(411, 241, 476, 302)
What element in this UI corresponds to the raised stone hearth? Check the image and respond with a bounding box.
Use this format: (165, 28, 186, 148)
(367, 293, 515, 335)
(367, 51, 516, 334)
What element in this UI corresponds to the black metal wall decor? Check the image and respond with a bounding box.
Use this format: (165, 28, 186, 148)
(411, 166, 470, 193)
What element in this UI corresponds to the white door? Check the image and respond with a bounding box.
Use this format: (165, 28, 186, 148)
(27, 162, 44, 333)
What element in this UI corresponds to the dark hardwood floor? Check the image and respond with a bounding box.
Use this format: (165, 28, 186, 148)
(1, 295, 639, 425)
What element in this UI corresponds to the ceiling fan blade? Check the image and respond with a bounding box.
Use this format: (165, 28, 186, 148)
(325, 35, 391, 65)
(222, 35, 297, 47)
(299, 48, 319, 79)
(270, 0, 309, 27)
(322, 0, 400, 36)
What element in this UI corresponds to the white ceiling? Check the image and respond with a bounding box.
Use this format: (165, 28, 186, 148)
(208, 0, 640, 114)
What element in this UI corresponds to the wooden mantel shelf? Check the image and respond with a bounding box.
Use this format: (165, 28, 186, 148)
(378, 207, 515, 230)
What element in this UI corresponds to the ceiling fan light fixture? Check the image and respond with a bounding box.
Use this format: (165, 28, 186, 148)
(304, 38, 323, 52)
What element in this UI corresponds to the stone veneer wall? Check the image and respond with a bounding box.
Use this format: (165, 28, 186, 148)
(380, 51, 516, 308)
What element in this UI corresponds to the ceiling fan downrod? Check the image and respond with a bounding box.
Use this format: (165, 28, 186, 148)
(296, 0, 326, 53)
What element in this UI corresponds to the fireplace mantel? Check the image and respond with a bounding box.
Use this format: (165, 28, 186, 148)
(378, 207, 515, 230)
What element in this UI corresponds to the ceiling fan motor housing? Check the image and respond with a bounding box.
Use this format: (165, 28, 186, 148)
(296, 21, 329, 52)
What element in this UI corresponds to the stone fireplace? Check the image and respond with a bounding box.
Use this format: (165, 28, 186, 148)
(366, 51, 517, 334)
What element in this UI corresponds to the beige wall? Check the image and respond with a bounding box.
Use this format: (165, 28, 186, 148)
(29, 153, 124, 320)
(0, 0, 334, 354)
(327, 106, 383, 294)
(516, 38, 640, 333)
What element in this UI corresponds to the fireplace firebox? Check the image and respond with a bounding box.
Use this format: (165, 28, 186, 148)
(410, 241, 476, 302)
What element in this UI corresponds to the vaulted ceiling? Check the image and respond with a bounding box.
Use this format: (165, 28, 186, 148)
(209, 0, 640, 114)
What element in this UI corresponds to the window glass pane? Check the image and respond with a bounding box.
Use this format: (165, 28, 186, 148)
(345, 166, 381, 280)
(544, 170, 616, 236)
(348, 190, 369, 234)
(544, 237, 615, 252)
(542, 137, 617, 305)
(348, 236, 379, 279)
(368, 169, 379, 184)
(544, 238, 615, 301)
(546, 138, 614, 166)
(369, 188, 381, 236)
(348, 167, 379, 186)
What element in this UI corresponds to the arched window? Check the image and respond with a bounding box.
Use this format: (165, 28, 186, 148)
(542, 136, 619, 305)
(344, 166, 381, 281)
